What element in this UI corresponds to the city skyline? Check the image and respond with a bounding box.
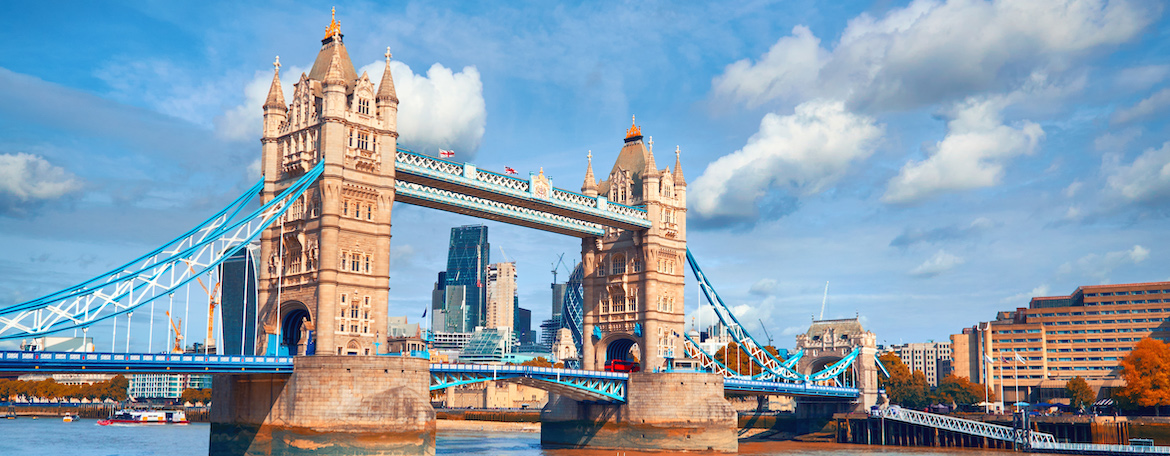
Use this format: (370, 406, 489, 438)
(1, 1, 1168, 351)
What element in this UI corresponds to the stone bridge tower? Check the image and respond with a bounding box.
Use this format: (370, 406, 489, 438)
(794, 318, 880, 413)
(579, 118, 688, 371)
(256, 13, 399, 357)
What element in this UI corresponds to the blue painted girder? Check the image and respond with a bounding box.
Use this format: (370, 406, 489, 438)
(0, 350, 295, 374)
(430, 363, 627, 403)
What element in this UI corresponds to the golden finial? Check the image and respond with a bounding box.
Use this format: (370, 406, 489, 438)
(324, 7, 342, 40)
(625, 115, 642, 139)
(587, 150, 592, 162)
(385, 46, 392, 63)
(675, 145, 680, 156)
(273, 56, 281, 74)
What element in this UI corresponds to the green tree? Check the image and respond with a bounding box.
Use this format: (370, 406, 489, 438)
(1116, 338, 1170, 415)
(1066, 376, 1095, 410)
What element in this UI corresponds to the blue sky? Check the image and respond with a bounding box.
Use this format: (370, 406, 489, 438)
(1, 0, 1168, 352)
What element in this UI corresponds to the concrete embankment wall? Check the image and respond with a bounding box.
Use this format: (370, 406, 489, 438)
(835, 413, 1170, 448)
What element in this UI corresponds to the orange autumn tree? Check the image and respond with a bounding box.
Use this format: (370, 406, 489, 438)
(1117, 338, 1170, 415)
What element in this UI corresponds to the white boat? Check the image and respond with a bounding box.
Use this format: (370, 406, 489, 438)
(62, 414, 79, 422)
(98, 409, 188, 425)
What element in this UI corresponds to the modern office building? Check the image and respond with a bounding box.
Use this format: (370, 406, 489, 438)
(459, 327, 513, 364)
(485, 262, 517, 330)
(950, 281, 1170, 403)
(878, 342, 952, 387)
(128, 374, 212, 400)
(443, 225, 490, 332)
(218, 247, 258, 356)
(539, 282, 569, 352)
(515, 306, 534, 345)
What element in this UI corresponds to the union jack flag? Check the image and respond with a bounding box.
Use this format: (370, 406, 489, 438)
(504, 167, 517, 175)
(439, 149, 455, 158)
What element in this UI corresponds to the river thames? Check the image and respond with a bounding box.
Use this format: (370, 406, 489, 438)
(1, 417, 1033, 455)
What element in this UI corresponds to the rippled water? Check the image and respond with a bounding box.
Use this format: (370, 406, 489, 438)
(0, 418, 1017, 456)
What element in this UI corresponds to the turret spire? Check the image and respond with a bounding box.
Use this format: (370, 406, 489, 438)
(263, 56, 286, 110)
(323, 7, 342, 41)
(323, 40, 346, 86)
(376, 46, 398, 103)
(644, 135, 658, 176)
(582, 150, 597, 196)
(673, 145, 686, 186)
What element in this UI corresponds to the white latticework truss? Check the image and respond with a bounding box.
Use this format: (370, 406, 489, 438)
(475, 170, 530, 192)
(395, 149, 464, 175)
(0, 161, 325, 340)
(430, 364, 626, 402)
(396, 181, 604, 236)
(551, 188, 598, 208)
(871, 407, 1056, 446)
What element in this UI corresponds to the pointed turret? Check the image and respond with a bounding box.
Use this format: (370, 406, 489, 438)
(323, 39, 347, 87)
(582, 150, 598, 197)
(644, 135, 659, 178)
(264, 56, 287, 111)
(673, 145, 686, 186)
(263, 56, 288, 140)
(377, 47, 398, 104)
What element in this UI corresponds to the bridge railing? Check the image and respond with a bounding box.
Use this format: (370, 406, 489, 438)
(870, 406, 1056, 445)
(0, 350, 294, 372)
(1030, 441, 1170, 454)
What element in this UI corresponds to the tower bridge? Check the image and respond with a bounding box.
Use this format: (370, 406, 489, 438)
(0, 12, 881, 455)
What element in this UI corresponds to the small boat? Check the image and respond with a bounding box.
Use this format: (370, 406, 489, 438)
(97, 409, 188, 426)
(62, 414, 79, 422)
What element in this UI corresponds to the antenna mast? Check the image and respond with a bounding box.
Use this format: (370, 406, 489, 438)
(819, 281, 829, 320)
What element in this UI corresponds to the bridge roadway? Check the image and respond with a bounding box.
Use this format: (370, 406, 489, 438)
(0, 351, 859, 402)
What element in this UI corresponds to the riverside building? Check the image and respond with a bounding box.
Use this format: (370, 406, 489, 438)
(951, 281, 1170, 404)
(878, 342, 952, 387)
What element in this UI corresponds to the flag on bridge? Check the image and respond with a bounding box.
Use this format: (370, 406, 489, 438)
(439, 149, 455, 158)
(984, 353, 994, 365)
(422, 306, 427, 318)
(1015, 352, 1026, 363)
(504, 167, 517, 175)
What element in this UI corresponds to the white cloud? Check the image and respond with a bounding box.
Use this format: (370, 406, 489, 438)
(1115, 64, 1170, 91)
(1094, 128, 1141, 153)
(1058, 244, 1150, 281)
(359, 61, 487, 158)
(0, 153, 82, 215)
(712, 0, 1155, 111)
(711, 25, 827, 108)
(215, 60, 487, 159)
(883, 96, 1043, 204)
(1105, 141, 1170, 204)
(1063, 181, 1083, 198)
(1001, 285, 1050, 304)
(909, 249, 964, 277)
(689, 100, 882, 224)
(749, 278, 778, 296)
(215, 65, 307, 142)
(1112, 87, 1170, 125)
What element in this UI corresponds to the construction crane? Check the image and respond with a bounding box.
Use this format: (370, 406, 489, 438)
(550, 253, 568, 284)
(165, 311, 183, 353)
(185, 263, 221, 353)
(758, 318, 774, 347)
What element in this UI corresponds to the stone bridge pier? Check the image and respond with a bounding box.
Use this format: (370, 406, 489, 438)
(210, 356, 435, 456)
(540, 372, 737, 452)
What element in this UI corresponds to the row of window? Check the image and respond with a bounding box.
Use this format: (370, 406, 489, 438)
(656, 296, 676, 313)
(1048, 327, 1155, 334)
(336, 294, 374, 335)
(342, 199, 376, 220)
(995, 336, 1144, 346)
(348, 128, 375, 151)
(1086, 290, 1170, 297)
(1036, 308, 1170, 317)
(1048, 347, 1129, 353)
(1045, 317, 1169, 325)
(339, 251, 372, 274)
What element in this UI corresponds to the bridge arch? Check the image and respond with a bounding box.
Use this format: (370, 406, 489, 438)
(595, 333, 641, 368)
(278, 301, 313, 356)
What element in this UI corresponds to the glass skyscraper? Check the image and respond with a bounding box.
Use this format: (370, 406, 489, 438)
(444, 225, 490, 332)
